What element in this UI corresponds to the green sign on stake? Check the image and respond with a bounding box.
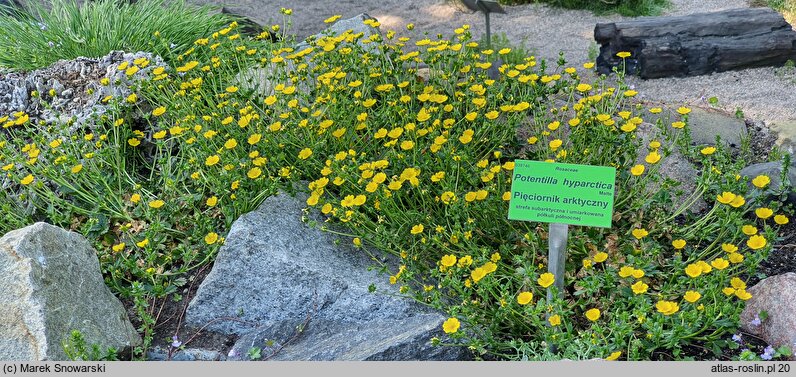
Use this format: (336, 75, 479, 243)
(508, 160, 616, 228)
(508, 159, 616, 341)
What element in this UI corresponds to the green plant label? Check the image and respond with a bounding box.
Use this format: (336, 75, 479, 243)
(508, 160, 616, 228)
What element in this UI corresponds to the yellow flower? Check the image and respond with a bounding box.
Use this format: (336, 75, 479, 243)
(722, 243, 738, 253)
(685, 263, 702, 278)
(700, 146, 716, 155)
(676, 107, 691, 115)
(605, 351, 622, 361)
(20, 174, 34, 185)
(224, 138, 237, 149)
(440, 254, 457, 267)
(204, 232, 219, 245)
(697, 260, 712, 274)
(710, 258, 729, 270)
(206, 196, 218, 207)
(630, 164, 645, 176)
(632, 228, 649, 239)
(747, 235, 766, 250)
(752, 175, 770, 189)
(742, 225, 758, 235)
(411, 224, 424, 234)
(722, 287, 736, 296)
(735, 289, 752, 300)
(672, 239, 686, 249)
(631, 281, 648, 295)
(728, 252, 744, 264)
(585, 308, 601, 322)
(618, 266, 635, 278)
(205, 155, 220, 166)
(775, 214, 789, 225)
(152, 106, 166, 116)
(645, 152, 661, 164)
(247, 167, 262, 179)
(684, 291, 701, 303)
(136, 238, 149, 248)
(471, 267, 486, 283)
(671, 121, 685, 129)
(130, 194, 141, 203)
(298, 148, 313, 160)
(537, 272, 555, 288)
(71, 164, 83, 174)
(730, 277, 747, 290)
(655, 300, 679, 315)
(112, 243, 125, 252)
(755, 207, 773, 219)
(442, 317, 460, 334)
(616, 51, 631, 58)
(148, 200, 165, 209)
(549, 139, 563, 150)
(716, 192, 736, 204)
(324, 15, 342, 23)
(548, 314, 561, 326)
(517, 292, 533, 305)
(576, 83, 592, 92)
(593, 252, 608, 263)
(127, 138, 141, 147)
(729, 195, 746, 208)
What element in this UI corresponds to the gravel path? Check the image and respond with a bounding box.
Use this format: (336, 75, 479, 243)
(195, 0, 796, 146)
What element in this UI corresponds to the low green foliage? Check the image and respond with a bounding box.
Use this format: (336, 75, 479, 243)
(62, 330, 118, 361)
(0, 8, 791, 361)
(0, 0, 235, 71)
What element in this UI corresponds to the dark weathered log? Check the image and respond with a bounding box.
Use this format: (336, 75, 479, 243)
(595, 8, 796, 79)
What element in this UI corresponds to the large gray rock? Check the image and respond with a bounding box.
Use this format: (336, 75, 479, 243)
(636, 122, 708, 213)
(236, 13, 382, 96)
(0, 222, 141, 360)
(185, 192, 467, 360)
(739, 161, 796, 206)
(295, 13, 382, 54)
(644, 106, 747, 147)
(595, 8, 796, 79)
(740, 273, 796, 360)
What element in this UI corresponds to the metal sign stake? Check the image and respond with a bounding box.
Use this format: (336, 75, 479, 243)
(460, 0, 506, 49)
(547, 222, 569, 303)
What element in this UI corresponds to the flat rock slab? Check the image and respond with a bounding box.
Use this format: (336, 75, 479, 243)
(595, 8, 796, 79)
(767, 119, 796, 153)
(644, 106, 747, 147)
(740, 273, 796, 359)
(0, 223, 141, 360)
(185, 192, 467, 360)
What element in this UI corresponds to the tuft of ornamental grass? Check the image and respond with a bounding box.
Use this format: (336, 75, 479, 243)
(0, 0, 236, 71)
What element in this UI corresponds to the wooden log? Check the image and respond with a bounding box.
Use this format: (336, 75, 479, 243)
(594, 8, 796, 79)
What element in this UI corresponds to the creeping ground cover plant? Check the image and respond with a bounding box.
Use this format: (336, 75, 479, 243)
(0, 8, 791, 360)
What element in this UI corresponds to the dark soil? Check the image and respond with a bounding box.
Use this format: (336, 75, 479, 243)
(122, 263, 238, 360)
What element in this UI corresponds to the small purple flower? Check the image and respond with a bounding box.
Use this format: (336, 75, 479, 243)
(761, 345, 775, 361)
(171, 335, 182, 348)
(732, 334, 742, 343)
(750, 315, 762, 327)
